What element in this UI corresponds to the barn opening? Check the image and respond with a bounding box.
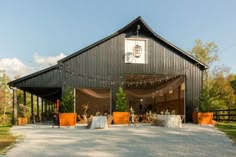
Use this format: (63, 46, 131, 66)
(76, 88, 111, 116)
(124, 74, 185, 116)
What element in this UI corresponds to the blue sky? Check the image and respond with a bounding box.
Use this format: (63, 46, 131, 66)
(0, 0, 236, 78)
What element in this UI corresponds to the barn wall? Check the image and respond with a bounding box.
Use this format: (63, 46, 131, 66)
(62, 33, 203, 122)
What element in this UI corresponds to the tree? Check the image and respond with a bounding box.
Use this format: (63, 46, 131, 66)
(191, 39, 219, 86)
(60, 87, 74, 113)
(190, 39, 219, 111)
(191, 39, 219, 68)
(199, 87, 210, 112)
(230, 75, 236, 94)
(115, 87, 127, 112)
(0, 72, 12, 126)
(209, 66, 236, 109)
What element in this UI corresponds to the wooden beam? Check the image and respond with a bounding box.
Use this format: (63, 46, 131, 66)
(54, 102, 56, 110)
(45, 100, 48, 116)
(23, 91, 26, 106)
(37, 96, 39, 116)
(31, 94, 34, 117)
(23, 91, 26, 117)
(178, 86, 181, 114)
(41, 99, 44, 116)
(12, 88, 17, 125)
(49, 101, 51, 114)
(12, 88, 15, 125)
(164, 94, 167, 107)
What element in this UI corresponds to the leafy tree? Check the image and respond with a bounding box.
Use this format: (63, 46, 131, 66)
(190, 39, 219, 111)
(199, 87, 210, 112)
(212, 67, 236, 109)
(115, 87, 127, 112)
(0, 72, 12, 126)
(230, 75, 236, 94)
(206, 66, 236, 110)
(191, 39, 218, 68)
(60, 87, 74, 113)
(190, 39, 219, 88)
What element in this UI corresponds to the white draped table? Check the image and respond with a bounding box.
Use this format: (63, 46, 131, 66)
(89, 116, 108, 129)
(156, 115, 182, 128)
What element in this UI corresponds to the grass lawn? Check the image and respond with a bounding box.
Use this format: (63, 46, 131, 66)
(216, 122, 236, 143)
(0, 127, 17, 154)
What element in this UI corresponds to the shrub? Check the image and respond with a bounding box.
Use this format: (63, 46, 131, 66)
(115, 87, 127, 112)
(60, 87, 74, 113)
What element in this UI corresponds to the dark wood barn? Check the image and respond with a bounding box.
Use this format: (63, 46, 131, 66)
(8, 17, 207, 123)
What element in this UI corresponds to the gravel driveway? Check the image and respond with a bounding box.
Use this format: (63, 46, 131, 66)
(1, 124, 236, 157)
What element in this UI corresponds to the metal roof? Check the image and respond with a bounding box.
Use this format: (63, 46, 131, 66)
(8, 65, 59, 86)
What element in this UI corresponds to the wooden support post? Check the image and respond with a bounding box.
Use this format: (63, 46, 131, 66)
(178, 86, 181, 114)
(23, 91, 26, 116)
(31, 94, 34, 117)
(56, 99, 60, 112)
(45, 100, 48, 116)
(49, 102, 51, 114)
(41, 99, 44, 121)
(51, 102, 53, 113)
(36, 96, 40, 122)
(12, 88, 15, 125)
(31, 94, 34, 124)
(12, 88, 17, 125)
(48, 101, 50, 115)
(54, 102, 56, 110)
(52, 102, 54, 112)
(164, 94, 167, 108)
(37, 96, 39, 116)
(41, 99, 44, 116)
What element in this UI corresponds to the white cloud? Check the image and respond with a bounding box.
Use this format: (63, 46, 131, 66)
(0, 58, 33, 79)
(33, 53, 66, 69)
(0, 53, 66, 80)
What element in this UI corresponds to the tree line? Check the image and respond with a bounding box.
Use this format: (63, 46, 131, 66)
(1, 39, 236, 126)
(191, 39, 236, 111)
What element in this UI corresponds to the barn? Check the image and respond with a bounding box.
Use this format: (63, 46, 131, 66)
(8, 17, 207, 123)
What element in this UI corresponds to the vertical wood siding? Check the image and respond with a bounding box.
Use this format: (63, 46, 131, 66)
(62, 33, 204, 122)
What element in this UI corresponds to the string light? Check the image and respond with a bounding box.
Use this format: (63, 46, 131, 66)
(60, 59, 202, 87)
(63, 67, 184, 87)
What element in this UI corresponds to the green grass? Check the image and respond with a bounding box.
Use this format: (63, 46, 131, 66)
(216, 122, 236, 143)
(0, 126, 17, 154)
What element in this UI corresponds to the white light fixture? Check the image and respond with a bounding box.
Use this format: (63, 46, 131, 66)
(133, 44, 142, 58)
(169, 90, 173, 94)
(124, 24, 146, 64)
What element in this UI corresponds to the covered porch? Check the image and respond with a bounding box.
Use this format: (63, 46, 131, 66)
(8, 65, 62, 125)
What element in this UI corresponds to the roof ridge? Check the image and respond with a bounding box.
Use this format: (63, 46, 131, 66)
(58, 16, 207, 69)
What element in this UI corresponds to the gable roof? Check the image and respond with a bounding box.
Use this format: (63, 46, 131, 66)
(8, 17, 207, 88)
(59, 16, 207, 69)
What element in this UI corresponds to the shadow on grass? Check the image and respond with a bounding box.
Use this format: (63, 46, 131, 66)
(216, 122, 236, 143)
(0, 126, 20, 155)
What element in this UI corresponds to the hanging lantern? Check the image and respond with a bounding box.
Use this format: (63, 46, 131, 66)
(133, 44, 142, 58)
